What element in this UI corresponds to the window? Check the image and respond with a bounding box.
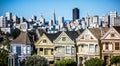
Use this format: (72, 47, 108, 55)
(26, 46, 31, 54)
(44, 49, 49, 55)
(115, 42, 119, 50)
(89, 44, 94, 52)
(71, 47, 75, 54)
(111, 33, 115, 37)
(43, 40, 46, 43)
(40, 48, 43, 55)
(40, 48, 43, 51)
(95, 45, 98, 52)
(51, 49, 54, 55)
(105, 43, 109, 50)
(57, 47, 62, 53)
(85, 33, 89, 40)
(66, 46, 71, 54)
(80, 45, 84, 52)
(62, 37, 66, 41)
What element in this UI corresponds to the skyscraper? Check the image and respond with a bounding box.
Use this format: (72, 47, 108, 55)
(6, 12, 12, 20)
(73, 8, 79, 21)
(58, 16, 64, 28)
(110, 11, 118, 26)
(32, 15, 37, 21)
(52, 10, 56, 25)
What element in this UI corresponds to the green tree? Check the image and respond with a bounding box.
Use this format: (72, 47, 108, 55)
(55, 59, 77, 66)
(23, 55, 48, 66)
(84, 58, 104, 66)
(110, 56, 120, 66)
(11, 28, 21, 39)
(0, 49, 9, 66)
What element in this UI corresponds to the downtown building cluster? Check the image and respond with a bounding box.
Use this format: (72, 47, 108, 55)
(0, 8, 120, 34)
(1, 8, 120, 66)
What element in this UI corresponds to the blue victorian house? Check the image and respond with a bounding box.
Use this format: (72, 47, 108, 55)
(9, 31, 33, 66)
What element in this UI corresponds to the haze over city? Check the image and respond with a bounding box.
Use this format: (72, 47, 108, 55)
(0, 0, 120, 20)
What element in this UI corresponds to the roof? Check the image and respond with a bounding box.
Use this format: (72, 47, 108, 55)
(45, 32, 61, 42)
(65, 31, 80, 41)
(89, 27, 109, 39)
(89, 28, 101, 39)
(11, 31, 32, 45)
(113, 26, 120, 34)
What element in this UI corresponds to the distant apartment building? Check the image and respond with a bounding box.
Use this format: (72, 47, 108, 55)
(114, 16, 120, 26)
(110, 11, 118, 26)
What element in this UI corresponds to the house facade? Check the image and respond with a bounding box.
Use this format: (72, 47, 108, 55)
(101, 26, 120, 66)
(76, 28, 103, 66)
(54, 31, 79, 61)
(9, 31, 33, 65)
(35, 33, 59, 63)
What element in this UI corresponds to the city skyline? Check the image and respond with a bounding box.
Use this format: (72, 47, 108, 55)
(0, 0, 120, 21)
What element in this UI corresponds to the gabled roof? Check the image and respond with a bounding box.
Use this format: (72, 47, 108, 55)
(89, 27, 109, 39)
(11, 31, 32, 45)
(113, 26, 120, 34)
(45, 32, 61, 42)
(65, 31, 80, 41)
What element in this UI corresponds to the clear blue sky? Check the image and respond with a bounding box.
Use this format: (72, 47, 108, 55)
(0, 0, 120, 21)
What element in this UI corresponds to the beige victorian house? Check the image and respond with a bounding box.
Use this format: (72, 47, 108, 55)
(101, 26, 120, 66)
(35, 32, 60, 63)
(76, 27, 109, 66)
(53, 31, 79, 61)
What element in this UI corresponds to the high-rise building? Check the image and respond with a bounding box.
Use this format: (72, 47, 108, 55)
(52, 10, 56, 25)
(40, 15, 45, 24)
(102, 15, 110, 27)
(73, 8, 79, 21)
(0, 16, 7, 28)
(6, 12, 12, 20)
(110, 11, 118, 26)
(114, 16, 120, 26)
(32, 15, 37, 21)
(12, 15, 18, 22)
(58, 16, 64, 28)
(20, 16, 24, 23)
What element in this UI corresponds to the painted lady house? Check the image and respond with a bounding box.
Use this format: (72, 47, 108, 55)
(8, 31, 34, 66)
(101, 26, 120, 66)
(76, 27, 109, 66)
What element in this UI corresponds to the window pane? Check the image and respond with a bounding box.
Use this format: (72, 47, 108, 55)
(89, 44, 94, 52)
(115, 42, 119, 50)
(44, 49, 49, 55)
(66, 46, 71, 54)
(105, 43, 109, 50)
(80, 45, 84, 52)
(95, 45, 98, 52)
(62, 37, 66, 41)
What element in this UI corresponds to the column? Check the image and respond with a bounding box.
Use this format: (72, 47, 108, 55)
(37, 48, 39, 55)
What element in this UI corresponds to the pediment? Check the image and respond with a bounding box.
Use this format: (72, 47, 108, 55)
(54, 32, 74, 44)
(77, 29, 97, 41)
(35, 34, 53, 45)
(101, 28, 120, 40)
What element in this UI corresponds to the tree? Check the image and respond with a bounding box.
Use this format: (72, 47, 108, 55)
(0, 49, 9, 66)
(11, 28, 21, 39)
(84, 58, 104, 66)
(55, 59, 77, 66)
(22, 55, 48, 66)
(110, 56, 120, 66)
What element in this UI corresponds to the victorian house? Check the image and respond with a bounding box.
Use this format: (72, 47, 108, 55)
(101, 26, 120, 66)
(9, 31, 34, 65)
(35, 32, 60, 63)
(76, 27, 109, 66)
(53, 31, 79, 61)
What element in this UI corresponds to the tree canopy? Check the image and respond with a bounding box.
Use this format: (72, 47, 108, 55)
(110, 56, 120, 66)
(55, 59, 77, 66)
(84, 58, 104, 66)
(22, 55, 48, 66)
(11, 28, 21, 39)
